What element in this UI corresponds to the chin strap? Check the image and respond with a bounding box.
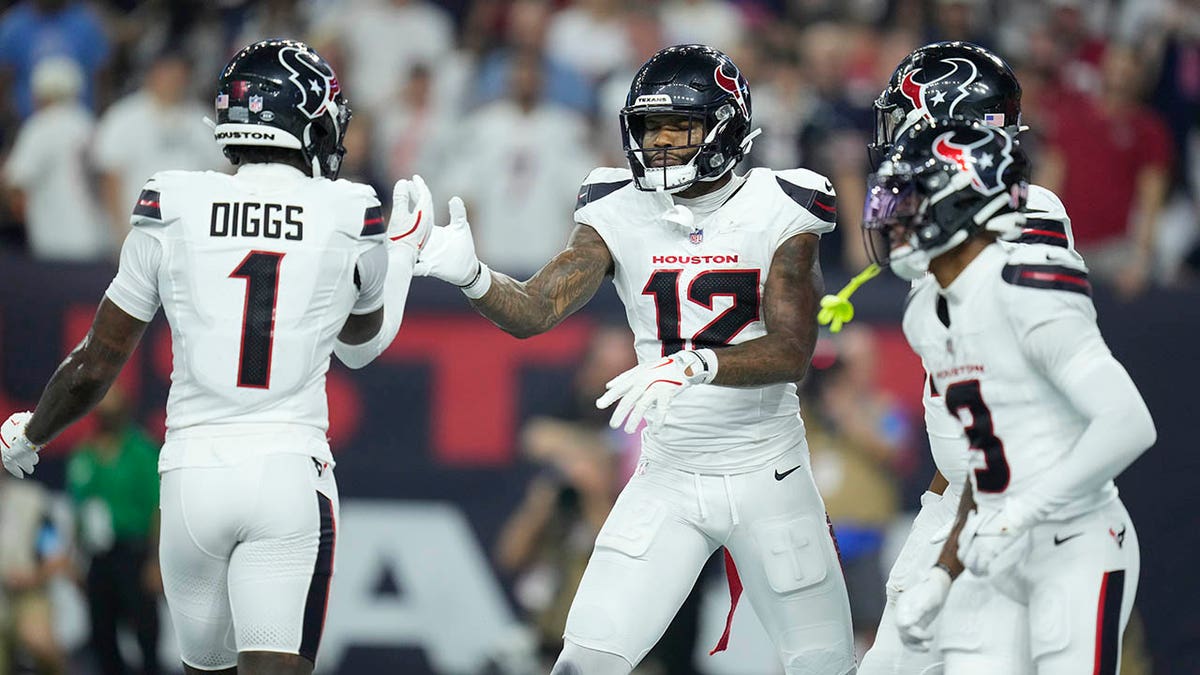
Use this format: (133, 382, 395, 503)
(739, 127, 762, 156)
(817, 264, 882, 332)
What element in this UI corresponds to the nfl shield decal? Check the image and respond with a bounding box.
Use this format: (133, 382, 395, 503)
(249, 95, 263, 113)
(689, 228, 704, 245)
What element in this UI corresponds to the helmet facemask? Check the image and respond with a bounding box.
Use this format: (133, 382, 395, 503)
(621, 104, 747, 193)
(863, 158, 1006, 280)
(619, 45, 758, 194)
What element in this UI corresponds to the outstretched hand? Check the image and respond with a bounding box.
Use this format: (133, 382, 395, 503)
(413, 197, 483, 287)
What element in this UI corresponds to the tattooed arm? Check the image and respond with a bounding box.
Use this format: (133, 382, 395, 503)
(24, 299, 148, 445)
(469, 224, 613, 338)
(706, 232, 822, 386)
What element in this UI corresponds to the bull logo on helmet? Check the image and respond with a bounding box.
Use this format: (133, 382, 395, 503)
(713, 63, 748, 118)
(278, 45, 338, 120)
(931, 127, 1013, 196)
(899, 57, 979, 122)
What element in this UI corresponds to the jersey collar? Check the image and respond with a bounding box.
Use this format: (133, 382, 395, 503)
(941, 242, 1003, 304)
(236, 163, 308, 180)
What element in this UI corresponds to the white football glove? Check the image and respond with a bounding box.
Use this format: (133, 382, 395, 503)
(895, 565, 952, 652)
(596, 349, 717, 433)
(1, 412, 41, 479)
(957, 500, 1036, 576)
(413, 197, 483, 287)
(388, 174, 434, 254)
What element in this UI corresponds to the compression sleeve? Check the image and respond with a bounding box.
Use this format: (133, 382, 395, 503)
(333, 243, 415, 369)
(1016, 304, 1156, 518)
(351, 242, 388, 315)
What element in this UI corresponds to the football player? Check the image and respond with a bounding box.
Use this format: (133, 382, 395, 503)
(865, 117, 1154, 674)
(414, 45, 857, 674)
(856, 41, 1081, 675)
(0, 40, 431, 675)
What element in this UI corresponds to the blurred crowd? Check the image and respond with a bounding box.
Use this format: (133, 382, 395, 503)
(0, 0, 1190, 672)
(0, 0, 1197, 288)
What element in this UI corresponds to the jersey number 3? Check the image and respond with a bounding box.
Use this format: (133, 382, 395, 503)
(230, 251, 284, 389)
(643, 269, 760, 355)
(944, 379, 1010, 493)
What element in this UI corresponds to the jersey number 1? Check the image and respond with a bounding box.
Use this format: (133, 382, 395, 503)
(643, 269, 760, 355)
(944, 379, 1010, 493)
(230, 251, 284, 389)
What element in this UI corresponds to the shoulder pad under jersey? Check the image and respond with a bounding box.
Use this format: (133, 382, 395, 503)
(327, 179, 383, 238)
(1000, 242, 1091, 297)
(130, 170, 198, 229)
(575, 167, 634, 211)
(772, 168, 837, 225)
(1016, 184, 1073, 249)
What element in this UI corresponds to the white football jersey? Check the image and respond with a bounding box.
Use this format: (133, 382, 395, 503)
(575, 166, 836, 473)
(904, 240, 1116, 518)
(919, 184, 1079, 489)
(105, 164, 387, 469)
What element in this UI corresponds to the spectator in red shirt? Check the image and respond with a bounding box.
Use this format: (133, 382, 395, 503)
(1039, 43, 1173, 298)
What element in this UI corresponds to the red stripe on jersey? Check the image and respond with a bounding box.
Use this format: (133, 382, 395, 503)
(1021, 228, 1067, 239)
(1020, 270, 1090, 287)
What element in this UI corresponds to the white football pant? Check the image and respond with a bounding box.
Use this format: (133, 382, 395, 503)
(559, 442, 856, 674)
(941, 498, 1138, 675)
(159, 453, 338, 670)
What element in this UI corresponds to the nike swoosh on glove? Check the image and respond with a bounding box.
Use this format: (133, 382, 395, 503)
(596, 349, 717, 433)
(413, 197, 481, 286)
(957, 500, 1036, 577)
(1, 412, 41, 479)
(388, 174, 434, 253)
(895, 566, 952, 652)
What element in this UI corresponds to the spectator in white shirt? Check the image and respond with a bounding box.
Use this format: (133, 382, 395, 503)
(658, 0, 745, 52)
(545, 0, 632, 82)
(441, 50, 595, 275)
(324, 0, 455, 115)
(3, 56, 108, 262)
(92, 50, 225, 248)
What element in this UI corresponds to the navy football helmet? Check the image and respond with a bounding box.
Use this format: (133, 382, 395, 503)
(870, 41, 1022, 168)
(863, 117, 1028, 279)
(214, 39, 351, 179)
(620, 45, 759, 193)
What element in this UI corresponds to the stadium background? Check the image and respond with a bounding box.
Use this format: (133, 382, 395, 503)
(0, 0, 1197, 673)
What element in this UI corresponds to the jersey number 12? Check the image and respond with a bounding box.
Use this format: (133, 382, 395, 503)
(644, 269, 760, 355)
(230, 251, 284, 389)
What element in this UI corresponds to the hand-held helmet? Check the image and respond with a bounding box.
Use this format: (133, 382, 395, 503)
(214, 39, 351, 179)
(863, 117, 1028, 280)
(871, 41, 1021, 168)
(620, 44, 759, 193)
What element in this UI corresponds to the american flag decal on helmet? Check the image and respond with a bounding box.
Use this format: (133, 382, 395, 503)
(132, 189, 162, 220)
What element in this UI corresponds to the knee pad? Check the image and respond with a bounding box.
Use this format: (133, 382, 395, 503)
(751, 515, 830, 594)
(552, 640, 634, 675)
(1028, 581, 1070, 659)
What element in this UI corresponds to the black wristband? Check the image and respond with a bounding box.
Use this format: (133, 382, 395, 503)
(455, 261, 483, 289)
